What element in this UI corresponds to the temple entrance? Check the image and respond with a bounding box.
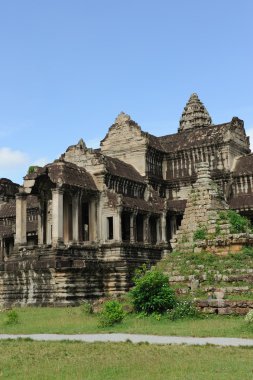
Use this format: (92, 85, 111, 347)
(166, 213, 183, 241)
(136, 214, 144, 242)
(149, 216, 157, 244)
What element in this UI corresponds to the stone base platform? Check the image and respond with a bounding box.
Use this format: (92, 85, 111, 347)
(0, 243, 163, 308)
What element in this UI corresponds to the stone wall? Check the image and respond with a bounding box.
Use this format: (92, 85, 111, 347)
(196, 299, 253, 315)
(0, 244, 162, 307)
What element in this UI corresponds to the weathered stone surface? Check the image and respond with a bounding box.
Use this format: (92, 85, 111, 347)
(196, 299, 253, 315)
(0, 244, 163, 307)
(171, 162, 230, 252)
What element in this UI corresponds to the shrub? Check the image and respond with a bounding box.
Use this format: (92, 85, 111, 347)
(5, 310, 19, 325)
(98, 300, 125, 327)
(215, 224, 221, 236)
(130, 269, 176, 314)
(167, 301, 201, 320)
(241, 246, 253, 258)
(27, 166, 39, 175)
(245, 310, 253, 324)
(193, 227, 207, 241)
(218, 210, 252, 234)
(81, 301, 93, 315)
(227, 210, 252, 234)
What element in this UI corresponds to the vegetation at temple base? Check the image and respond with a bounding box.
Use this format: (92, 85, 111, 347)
(158, 248, 253, 277)
(130, 267, 176, 315)
(245, 310, 253, 324)
(192, 211, 253, 241)
(0, 307, 253, 338)
(193, 227, 207, 241)
(218, 210, 253, 234)
(167, 300, 201, 321)
(98, 300, 125, 327)
(5, 310, 19, 325)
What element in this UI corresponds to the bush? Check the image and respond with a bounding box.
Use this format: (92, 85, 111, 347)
(227, 210, 252, 233)
(193, 227, 207, 241)
(81, 301, 93, 315)
(130, 269, 176, 314)
(245, 310, 253, 324)
(27, 165, 39, 175)
(5, 310, 19, 325)
(167, 301, 201, 320)
(98, 300, 125, 327)
(241, 246, 253, 258)
(218, 210, 252, 234)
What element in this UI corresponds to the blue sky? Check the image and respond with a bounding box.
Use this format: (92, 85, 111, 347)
(0, 0, 253, 184)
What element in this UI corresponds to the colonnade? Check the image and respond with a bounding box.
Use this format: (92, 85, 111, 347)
(15, 190, 181, 248)
(15, 188, 97, 248)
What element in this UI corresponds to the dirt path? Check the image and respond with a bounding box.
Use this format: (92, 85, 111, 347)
(1, 333, 253, 347)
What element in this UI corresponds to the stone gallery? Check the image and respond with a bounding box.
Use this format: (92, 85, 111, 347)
(0, 94, 253, 306)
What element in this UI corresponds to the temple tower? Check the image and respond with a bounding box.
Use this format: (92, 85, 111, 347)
(179, 93, 212, 132)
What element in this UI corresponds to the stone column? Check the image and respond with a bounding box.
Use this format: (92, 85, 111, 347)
(161, 213, 167, 243)
(37, 200, 43, 245)
(15, 192, 27, 246)
(89, 199, 97, 242)
(114, 207, 122, 242)
(46, 200, 52, 245)
(72, 193, 79, 242)
(143, 214, 150, 243)
(130, 213, 136, 243)
(0, 238, 4, 262)
(52, 188, 64, 247)
(156, 217, 161, 244)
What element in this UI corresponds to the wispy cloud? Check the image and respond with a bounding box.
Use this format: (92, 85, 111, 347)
(0, 147, 28, 168)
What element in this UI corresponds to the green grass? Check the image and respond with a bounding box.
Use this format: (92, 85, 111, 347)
(159, 249, 253, 276)
(1, 306, 253, 338)
(0, 341, 253, 379)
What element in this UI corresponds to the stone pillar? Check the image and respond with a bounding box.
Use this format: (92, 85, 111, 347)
(161, 213, 167, 243)
(72, 193, 79, 242)
(89, 199, 97, 242)
(37, 200, 43, 245)
(114, 207, 122, 242)
(130, 213, 136, 243)
(46, 200, 52, 245)
(156, 217, 161, 244)
(0, 238, 4, 262)
(52, 188, 64, 247)
(143, 214, 150, 243)
(15, 193, 27, 246)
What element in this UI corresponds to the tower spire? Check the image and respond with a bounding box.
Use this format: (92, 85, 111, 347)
(179, 93, 212, 132)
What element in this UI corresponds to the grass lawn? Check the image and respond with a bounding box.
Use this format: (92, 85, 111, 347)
(0, 340, 253, 379)
(1, 306, 253, 338)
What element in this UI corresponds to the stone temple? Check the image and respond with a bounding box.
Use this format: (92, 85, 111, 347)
(0, 94, 253, 306)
